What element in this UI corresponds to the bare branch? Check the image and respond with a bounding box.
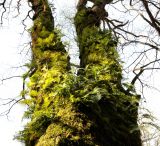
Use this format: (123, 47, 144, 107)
(1, 75, 22, 84)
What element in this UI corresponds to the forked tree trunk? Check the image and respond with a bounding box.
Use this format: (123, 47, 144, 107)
(17, 0, 142, 146)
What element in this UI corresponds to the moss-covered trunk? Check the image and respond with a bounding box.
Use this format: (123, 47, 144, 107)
(74, 1, 142, 145)
(17, 0, 142, 146)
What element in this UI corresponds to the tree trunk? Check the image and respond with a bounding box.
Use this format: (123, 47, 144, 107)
(16, 0, 142, 146)
(74, 3, 142, 145)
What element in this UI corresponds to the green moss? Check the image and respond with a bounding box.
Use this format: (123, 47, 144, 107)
(73, 6, 141, 146)
(17, 2, 141, 146)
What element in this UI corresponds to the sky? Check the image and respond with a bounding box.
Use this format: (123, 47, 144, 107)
(0, 22, 26, 146)
(0, 0, 160, 145)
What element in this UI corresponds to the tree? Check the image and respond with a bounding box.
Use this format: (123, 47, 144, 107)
(13, 0, 141, 145)
(0, 0, 160, 145)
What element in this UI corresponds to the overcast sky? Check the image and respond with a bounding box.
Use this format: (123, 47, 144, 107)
(0, 21, 26, 146)
(0, 0, 160, 145)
